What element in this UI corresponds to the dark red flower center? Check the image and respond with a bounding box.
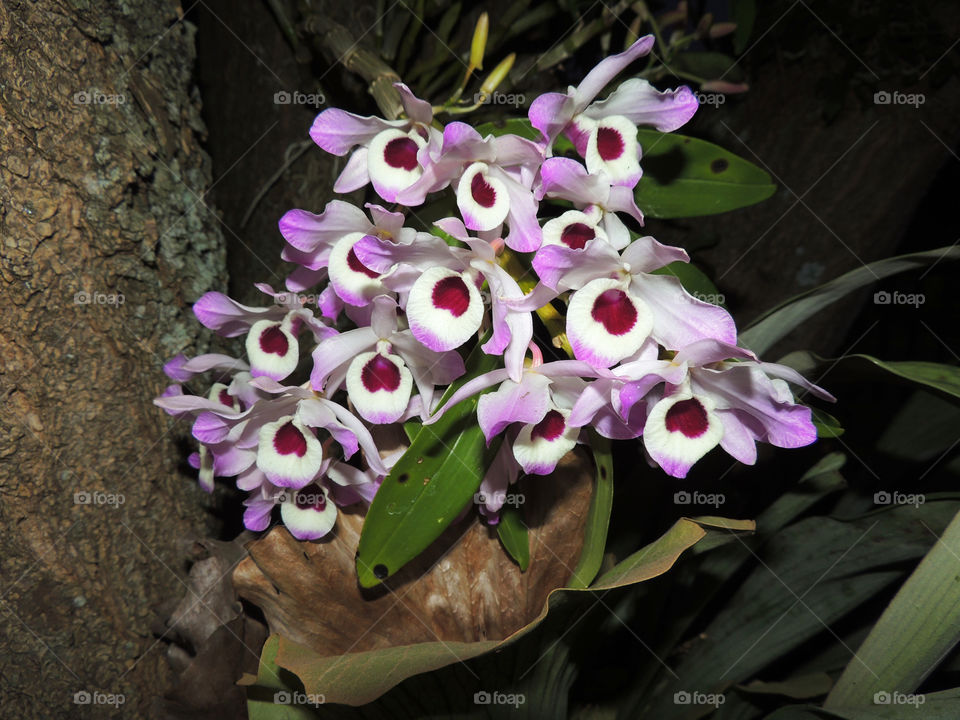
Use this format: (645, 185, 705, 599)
(590, 289, 637, 335)
(347, 244, 379, 278)
(218, 389, 233, 407)
(384, 136, 419, 171)
(274, 421, 308, 457)
(531, 410, 566, 441)
(361, 354, 402, 392)
(259, 325, 289, 355)
(294, 483, 327, 512)
(665, 398, 709, 438)
(560, 222, 594, 249)
(470, 172, 497, 208)
(432, 275, 471, 317)
(597, 127, 625, 161)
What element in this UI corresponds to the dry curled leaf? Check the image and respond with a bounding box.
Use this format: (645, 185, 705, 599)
(232, 447, 594, 654)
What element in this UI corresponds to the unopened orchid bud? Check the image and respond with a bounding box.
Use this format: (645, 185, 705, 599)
(479, 53, 515, 97)
(470, 13, 489, 71)
(701, 79, 749, 94)
(695, 12, 713, 38)
(709, 21, 737, 39)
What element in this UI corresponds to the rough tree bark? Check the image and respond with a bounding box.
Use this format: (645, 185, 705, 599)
(0, 1, 227, 717)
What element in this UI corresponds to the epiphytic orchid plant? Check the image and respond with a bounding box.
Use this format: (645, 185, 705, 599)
(155, 29, 833, 582)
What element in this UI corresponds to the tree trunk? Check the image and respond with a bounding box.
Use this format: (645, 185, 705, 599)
(0, 1, 227, 717)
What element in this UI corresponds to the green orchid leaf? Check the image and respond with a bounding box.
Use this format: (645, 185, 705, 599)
(355, 341, 501, 588)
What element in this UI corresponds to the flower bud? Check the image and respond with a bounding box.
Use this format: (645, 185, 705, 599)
(479, 53, 515, 97)
(470, 13, 489, 71)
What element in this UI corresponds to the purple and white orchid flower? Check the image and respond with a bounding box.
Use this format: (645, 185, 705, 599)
(309, 83, 441, 202)
(529, 35, 698, 187)
(395, 122, 545, 252)
(310, 295, 465, 421)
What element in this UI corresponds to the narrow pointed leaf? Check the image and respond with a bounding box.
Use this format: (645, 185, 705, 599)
(826, 509, 960, 708)
(567, 430, 614, 588)
(497, 503, 530, 570)
(741, 246, 960, 355)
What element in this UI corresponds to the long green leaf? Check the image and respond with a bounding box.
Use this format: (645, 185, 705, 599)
(826, 509, 960, 708)
(632, 500, 960, 720)
(355, 342, 500, 588)
(567, 431, 614, 588)
(740, 246, 960, 355)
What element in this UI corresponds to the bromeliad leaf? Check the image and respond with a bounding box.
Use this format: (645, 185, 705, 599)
(355, 341, 501, 588)
(273, 516, 753, 707)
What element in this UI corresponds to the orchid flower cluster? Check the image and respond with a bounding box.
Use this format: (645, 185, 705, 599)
(155, 37, 832, 541)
